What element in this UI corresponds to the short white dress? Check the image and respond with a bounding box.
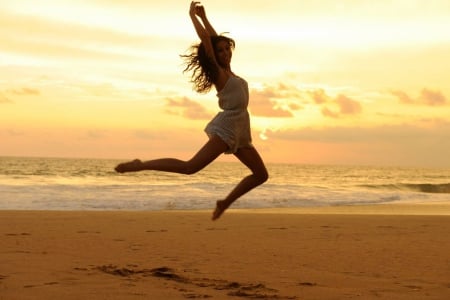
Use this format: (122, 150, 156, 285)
(205, 76, 253, 154)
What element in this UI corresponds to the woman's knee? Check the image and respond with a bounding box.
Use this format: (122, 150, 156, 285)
(255, 168, 269, 184)
(181, 161, 203, 175)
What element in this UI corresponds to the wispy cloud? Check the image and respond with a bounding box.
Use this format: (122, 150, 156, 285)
(419, 88, 447, 106)
(266, 119, 450, 144)
(262, 119, 450, 166)
(84, 130, 107, 140)
(4, 129, 24, 136)
(134, 129, 163, 140)
(0, 93, 13, 103)
(165, 96, 211, 120)
(250, 90, 293, 117)
(307, 89, 362, 118)
(391, 90, 414, 104)
(391, 88, 448, 106)
(7, 88, 40, 96)
(335, 95, 362, 115)
(0, 12, 179, 65)
(0, 87, 40, 104)
(250, 84, 304, 118)
(309, 88, 329, 104)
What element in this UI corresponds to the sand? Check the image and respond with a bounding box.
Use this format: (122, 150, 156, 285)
(1, 204, 450, 299)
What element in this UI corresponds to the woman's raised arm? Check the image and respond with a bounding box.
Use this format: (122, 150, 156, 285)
(189, 2, 207, 39)
(195, 4, 217, 36)
(189, 2, 217, 64)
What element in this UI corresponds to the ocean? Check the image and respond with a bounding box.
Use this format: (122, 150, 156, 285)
(0, 156, 449, 211)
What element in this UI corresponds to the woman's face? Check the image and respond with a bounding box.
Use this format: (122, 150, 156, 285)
(215, 40, 232, 67)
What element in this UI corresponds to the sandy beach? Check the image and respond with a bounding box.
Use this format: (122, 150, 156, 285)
(1, 205, 450, 299)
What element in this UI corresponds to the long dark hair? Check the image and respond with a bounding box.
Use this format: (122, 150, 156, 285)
(181, 35, 235, 93)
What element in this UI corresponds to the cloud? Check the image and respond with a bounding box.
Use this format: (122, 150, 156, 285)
(287, 102, 302, 110)
(84, 130, 107, 139)
(0, 87, 40, 103)
(321, 107, 339, 118)
(305, 88, 363, 118)
(165, 96, 211, 120)
(313, 91, 362, 118)
(249, 84, 304, 118)
(391, 88, 448, 106)
(134, 129, 163, 140)
(8, 87, 40, 96)
(250, 90, 293, 117)
(266, 119, 450, 144)
(336, 95, 362, 114)
(79, 83, 123, 98)
(164, 82, 308, 120)
(248, 85, 365, 119)
(4, 129, 24, 136)
(0, 93, 13, 103)
(309, 88, 330, 104)
(262, 120, 450, 167)
(391, 90, 414, 104)
(0, 12, 179, 65)
(419, 88, 447, 106)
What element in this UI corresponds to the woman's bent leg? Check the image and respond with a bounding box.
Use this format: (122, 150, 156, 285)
(115, 135, 228, 174)
(212, 147, 268, 220)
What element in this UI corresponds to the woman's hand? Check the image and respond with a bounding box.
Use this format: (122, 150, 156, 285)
(190, 1, 207, 19)
(189, 1, 200, 17)
(195, 4, 206, 19)
(188, 1, 217, 38)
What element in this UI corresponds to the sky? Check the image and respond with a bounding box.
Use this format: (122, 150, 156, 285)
(1, 0, 450, 167)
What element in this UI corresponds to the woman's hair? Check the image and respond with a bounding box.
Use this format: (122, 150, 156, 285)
(181, 35, 235, 93)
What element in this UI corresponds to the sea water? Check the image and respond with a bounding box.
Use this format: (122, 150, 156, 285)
(0, 156, 449, 211)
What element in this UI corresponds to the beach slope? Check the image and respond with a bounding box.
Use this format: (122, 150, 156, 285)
(1, 206, 450, 299)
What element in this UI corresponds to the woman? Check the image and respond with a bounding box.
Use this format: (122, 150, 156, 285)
(115, 1, 268, 220)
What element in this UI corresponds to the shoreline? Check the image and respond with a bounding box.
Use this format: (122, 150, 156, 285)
(230, 202, 450, 215)
(2, 202, 450, 215)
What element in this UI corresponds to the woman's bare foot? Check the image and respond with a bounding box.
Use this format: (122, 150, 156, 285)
(114, 159, 143, 173)
(212, 200, 230, 221)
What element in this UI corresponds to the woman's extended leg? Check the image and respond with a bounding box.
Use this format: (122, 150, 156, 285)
(115, 135, 228, 174)
(212, 147, 269, 220)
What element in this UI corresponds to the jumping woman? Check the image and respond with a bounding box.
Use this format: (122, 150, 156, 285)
(115, 1, 268, 220)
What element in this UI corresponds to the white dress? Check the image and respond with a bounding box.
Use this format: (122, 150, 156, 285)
(205, 76, 253, 154)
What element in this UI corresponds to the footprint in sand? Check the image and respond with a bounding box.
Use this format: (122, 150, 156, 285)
(299, 282, 317, 287)
(93, 265, 296, 299)
(403, 285, 422, 291)
(5, 232, 31, 236)
(205, 227, 228, 231)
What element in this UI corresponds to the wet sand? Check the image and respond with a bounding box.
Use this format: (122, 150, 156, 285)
(1, 205, 450, 299)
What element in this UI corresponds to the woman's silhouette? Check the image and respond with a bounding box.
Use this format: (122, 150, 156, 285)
(115, 1, 268, 220)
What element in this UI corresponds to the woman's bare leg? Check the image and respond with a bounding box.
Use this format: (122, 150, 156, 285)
(212, 147, 268, 220)
(115, 135, 228, 174)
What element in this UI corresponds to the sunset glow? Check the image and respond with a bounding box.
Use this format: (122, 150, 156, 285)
(1, 0, 449, 167)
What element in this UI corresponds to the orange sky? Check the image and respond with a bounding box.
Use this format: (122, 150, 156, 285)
(1, 0, 450, 167)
